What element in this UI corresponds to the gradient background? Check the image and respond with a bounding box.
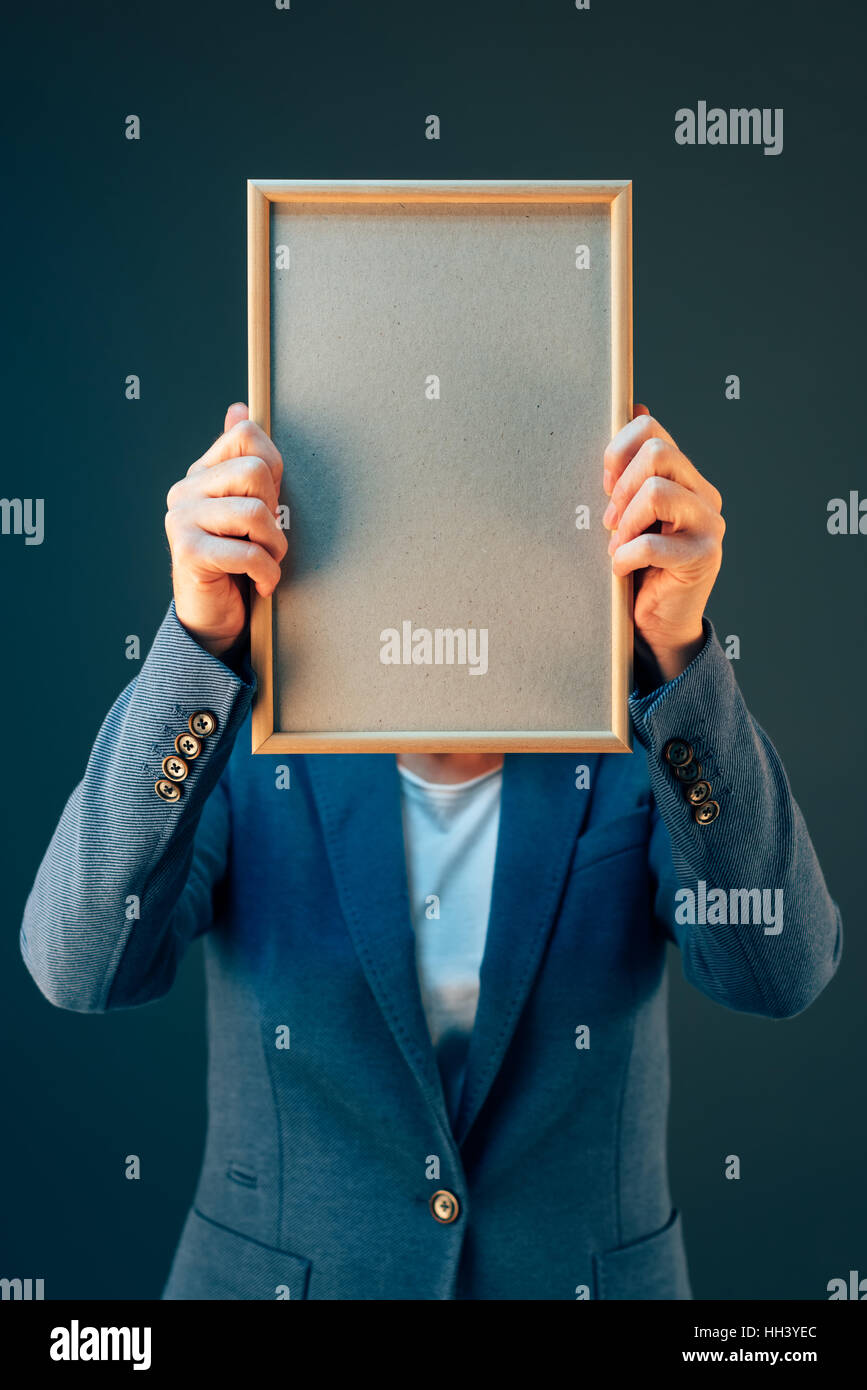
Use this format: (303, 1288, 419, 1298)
(1, 0, 864, 1299)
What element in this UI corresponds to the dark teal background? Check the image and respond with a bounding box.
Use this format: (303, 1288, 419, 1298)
(2, 0, 864, 1299)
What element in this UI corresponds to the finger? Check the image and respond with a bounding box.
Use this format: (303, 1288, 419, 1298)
(168, 454, 280, 514)
(611, 530, 706, 579)
(178, 496, 289, 564)
(603, 413, 678, 496)
(187, 416, 283, 488)
(184, 530, 283, 597)
(633, 403, 651, 417)
(604, 438, 722, 529)
(224, 402, 249, 434)
(608, 476, 705, 553)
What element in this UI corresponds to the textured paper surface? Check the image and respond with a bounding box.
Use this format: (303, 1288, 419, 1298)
(270, 201, 613, 734)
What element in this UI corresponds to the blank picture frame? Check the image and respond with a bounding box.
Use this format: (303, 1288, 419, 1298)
(247, 179, 633, 754)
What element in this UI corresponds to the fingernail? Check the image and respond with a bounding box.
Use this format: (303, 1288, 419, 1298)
(602, 501, 617, 529)
(603, 468, 612, 495)
(607, 532, 618, 555)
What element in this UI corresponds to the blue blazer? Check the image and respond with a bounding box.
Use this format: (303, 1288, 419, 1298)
(21, 605, 842, 1300)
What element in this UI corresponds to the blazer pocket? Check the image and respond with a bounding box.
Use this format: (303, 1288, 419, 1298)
(571, 808, 651, 874)
(163, 1207, 312, 1300)
(593, 1208, 691, 1300)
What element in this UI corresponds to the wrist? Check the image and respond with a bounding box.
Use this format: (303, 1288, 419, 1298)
(174, 610, 246, 664)
(644, 628, 705, 683)
(216, 631, 251, 676)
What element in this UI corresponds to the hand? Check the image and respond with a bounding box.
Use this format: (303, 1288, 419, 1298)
(602, 406, 725, 682)
(165, 403, 287, 658)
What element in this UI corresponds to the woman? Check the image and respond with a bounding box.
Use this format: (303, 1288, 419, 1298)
(20, 402, 841, 1300)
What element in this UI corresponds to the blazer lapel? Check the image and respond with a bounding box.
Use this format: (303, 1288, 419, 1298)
(304, 753, 450, 1129)
(453, 752, 599, 1146)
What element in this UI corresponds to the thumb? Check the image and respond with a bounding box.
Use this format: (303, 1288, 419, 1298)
(224, 401, 249, 433)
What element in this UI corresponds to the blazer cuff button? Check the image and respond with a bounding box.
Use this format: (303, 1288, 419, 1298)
(664, 738, 694, 768)
(189, 710, 218, 738)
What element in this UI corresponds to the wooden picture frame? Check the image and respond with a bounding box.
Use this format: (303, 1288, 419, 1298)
(247, 179, 633, 754)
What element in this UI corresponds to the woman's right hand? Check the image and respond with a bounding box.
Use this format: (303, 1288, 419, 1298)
(165, 402, 287, 657)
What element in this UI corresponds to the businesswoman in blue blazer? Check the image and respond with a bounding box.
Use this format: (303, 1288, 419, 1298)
(21, 402, 842, 1300)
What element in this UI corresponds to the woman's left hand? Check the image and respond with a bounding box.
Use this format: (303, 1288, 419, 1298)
(603, 405, 725, 682)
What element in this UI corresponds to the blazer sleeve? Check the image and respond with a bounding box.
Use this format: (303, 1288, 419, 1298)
(20, 602, 256, 1013)
(632, 620, 843, 1019)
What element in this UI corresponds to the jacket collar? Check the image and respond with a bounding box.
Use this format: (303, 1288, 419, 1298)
(453, 753, 597, 1144)
(305, 754, 451, 1132)
(305, 752, 598, 1147)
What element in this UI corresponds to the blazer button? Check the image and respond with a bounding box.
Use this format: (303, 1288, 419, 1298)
(685, 779, 712, 806)
(162, 754, 189, 783)
(664, 739, 694, 768)
(189, 710, 218, 738)
(175, 731, 202, 760)
(429, 1190, 460, 1224)
(155, 778, 182, 803)
(674, 760, 702, 784)
(693, 799, 720, 825)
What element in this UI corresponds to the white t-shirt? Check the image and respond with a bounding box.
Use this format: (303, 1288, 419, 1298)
(397, 760, 503, 1117)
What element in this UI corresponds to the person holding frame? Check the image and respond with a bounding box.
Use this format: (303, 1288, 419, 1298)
(20, 391, 841, 1300)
